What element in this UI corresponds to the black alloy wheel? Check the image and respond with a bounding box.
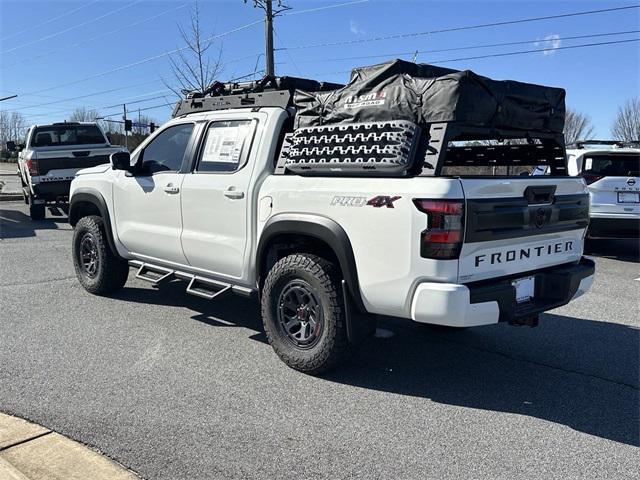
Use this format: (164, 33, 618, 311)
(277, 280, 324, 349)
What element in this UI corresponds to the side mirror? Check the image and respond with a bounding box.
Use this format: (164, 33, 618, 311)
(110, 151, 132, 171)
(6, 141, 16, 152)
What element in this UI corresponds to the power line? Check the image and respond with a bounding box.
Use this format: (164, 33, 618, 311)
(102, 93, 174, 110)
(101, 102, 176, 118)
(281, 0, 369, 16)
(274, 28, 302, 76)
(288, 30, 640, 64)
(15, 80, 166, 111)
(2, 3, 190, 69)
(99, 69, 264, 119)
(14, 64, 262, 117)
(20, 98, 177, 121)
(21, 19, 265, 96)
(1, 1, 144, 55)
(14, 89, 174, 122)
(277, 4, 640, 51)
(309, 38, 640, 77)
(18, 0, 370, 96)
(432, 38, 640, 64)
(0, 0, 101, 42)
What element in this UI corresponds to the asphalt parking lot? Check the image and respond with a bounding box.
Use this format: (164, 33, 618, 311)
(0, 200, 638, 480)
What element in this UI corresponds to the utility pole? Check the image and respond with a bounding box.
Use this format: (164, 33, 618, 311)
(245, 1, 290, 78)
(123, 104, 128, 150)
(265, 0, 274, 77)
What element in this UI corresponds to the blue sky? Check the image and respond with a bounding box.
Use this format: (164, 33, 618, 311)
(0, 0, 638, 136)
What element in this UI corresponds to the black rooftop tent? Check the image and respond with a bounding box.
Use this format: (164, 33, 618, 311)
(293, 59, 566, 134)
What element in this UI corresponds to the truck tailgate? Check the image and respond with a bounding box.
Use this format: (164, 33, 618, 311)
(458, 178, 590, 283)
(35, 148, 117, 176)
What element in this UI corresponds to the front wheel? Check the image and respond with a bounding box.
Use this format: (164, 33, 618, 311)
(72, 215, 129, 295)
(261, 253, 351, 375)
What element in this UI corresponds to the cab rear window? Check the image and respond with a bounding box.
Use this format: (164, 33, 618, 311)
(583, 154, 640, 177)
(31, 125, 106, 147)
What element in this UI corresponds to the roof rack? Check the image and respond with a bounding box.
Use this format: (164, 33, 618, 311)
(567, 139, 640, 149)
(172, 75, 343, 118)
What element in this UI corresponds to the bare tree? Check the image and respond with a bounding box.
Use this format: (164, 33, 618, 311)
(0, 111, 27, 143)
(68, 107, 101, 122)
(163, 1, 223, 97)
(132, 114, 156, 135)
(102, 118, 124, 134)
(611, 97, 640, 142)
(67, 107, 113, 133)
(564, 108, 595, 144)
(0, 111, 27, 159)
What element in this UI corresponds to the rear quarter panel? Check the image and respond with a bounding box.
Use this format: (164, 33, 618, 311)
(259, 175, 464, 316)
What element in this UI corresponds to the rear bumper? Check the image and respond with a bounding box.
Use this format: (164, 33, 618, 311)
(410, 257, 595, 327)
(588, 216, 640, 239)
(32, 180, 72, 203)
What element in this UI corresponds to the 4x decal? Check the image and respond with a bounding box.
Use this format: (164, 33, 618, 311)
(366, 195, 401, 208)
(330, 195, 401, 208)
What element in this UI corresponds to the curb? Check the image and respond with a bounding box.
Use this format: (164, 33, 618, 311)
(0, 194, 22, 201)
(0, 413, 140, 479)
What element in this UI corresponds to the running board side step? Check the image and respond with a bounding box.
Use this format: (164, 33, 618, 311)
(128, 260, 254, 300)
(186, 277, 231, 300)
(134, 263, 174, 285)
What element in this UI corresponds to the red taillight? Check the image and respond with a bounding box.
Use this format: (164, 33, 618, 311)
(26, 158, 38, 176)
(413, 199, 464, 259)
(582, 173, 603, 185)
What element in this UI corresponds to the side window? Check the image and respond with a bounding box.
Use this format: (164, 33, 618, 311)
(196, 120, 256, 173)
(140, 123, 194, 174)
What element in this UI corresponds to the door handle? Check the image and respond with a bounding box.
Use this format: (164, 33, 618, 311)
(224, 188, 244, 199)
(163, 183, 180, 194)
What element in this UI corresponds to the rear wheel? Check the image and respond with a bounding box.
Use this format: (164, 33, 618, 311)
(29, 202, 45, 220)
(72, 215, 129, 295)
(261, 253, 351, 375)
(20, 179, 28, 205)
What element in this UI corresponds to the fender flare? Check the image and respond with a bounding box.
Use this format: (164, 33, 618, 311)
(256, 213, 366, 313)
(69, 189, 120, 258)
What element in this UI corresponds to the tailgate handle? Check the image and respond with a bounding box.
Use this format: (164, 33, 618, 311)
(524, 185, 556, 204)
(72, 151, 91, 157)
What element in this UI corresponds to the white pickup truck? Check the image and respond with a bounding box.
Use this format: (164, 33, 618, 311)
(68, 69, 595, 374)
(8, 122, 126, 219)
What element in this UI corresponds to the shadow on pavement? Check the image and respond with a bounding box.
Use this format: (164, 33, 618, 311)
(115, 280, 639, 447)
(0, 208, 66, 239)
(114, 282, 266, 343)
(585, 238, 639, 262)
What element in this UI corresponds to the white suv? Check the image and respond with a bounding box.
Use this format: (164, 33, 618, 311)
(566, 141, 640, 238)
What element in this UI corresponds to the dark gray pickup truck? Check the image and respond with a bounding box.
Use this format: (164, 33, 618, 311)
(8, 122, 126, 219)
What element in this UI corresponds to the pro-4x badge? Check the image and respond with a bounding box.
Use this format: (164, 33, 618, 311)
(366, 195, 401, 208)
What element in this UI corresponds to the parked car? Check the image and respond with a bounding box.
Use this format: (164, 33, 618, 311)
(566, 140, 640, 238)
(535, 141, 640, 238)
(68, 62, 595, 374)
(7, 122, 126, 219)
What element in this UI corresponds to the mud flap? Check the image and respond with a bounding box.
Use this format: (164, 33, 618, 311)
(342, 280, 376, 344)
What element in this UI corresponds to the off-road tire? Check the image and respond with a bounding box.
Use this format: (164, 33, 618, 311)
(72, 215, 129, 295)
(261, 253, 351, 375)
(29, 202, 45, 220)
